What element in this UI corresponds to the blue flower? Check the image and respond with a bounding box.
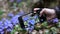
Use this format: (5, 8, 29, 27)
(9, 0, 14, 2)
(53, 18, 58, 23)
(11, 15, 20, 25)
(1, 18, 13, 32)
(28, 19, 35, 25)
(0, 31, 4, 34)
(16, 0, 22, 3)
(8, 13, 14, 18)
(17, 11, 25, 16)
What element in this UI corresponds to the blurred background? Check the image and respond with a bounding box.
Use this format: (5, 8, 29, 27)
(0, 0, 60, 34)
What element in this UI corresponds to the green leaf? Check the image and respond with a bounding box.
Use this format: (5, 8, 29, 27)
(0, 10, 4, 15)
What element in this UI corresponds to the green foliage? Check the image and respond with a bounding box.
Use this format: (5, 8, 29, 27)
(41, 21, 48, 28)
(11, 24, 23, 34)
(0, 10, 4, 15)
(26, 0, 32, 7)
(0, 10, 4, 20)
(57, 22, 60, 28)
(18, 2, 23, 7)
(44, 29, 50, 34)
(50, 27, 58, 34)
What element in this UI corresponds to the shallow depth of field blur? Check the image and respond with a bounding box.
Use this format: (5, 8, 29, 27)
(0, 0, 60, 34)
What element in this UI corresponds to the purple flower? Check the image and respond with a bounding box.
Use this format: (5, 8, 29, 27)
(52, 18, 58, 23)
(48, 18, 58, 23)
(18, 10, 25, 16)
(8, 13, 14, 18)
(28, 19, 35, 25)
(9, 0, 14, 2)
(0, 31, 4, 34)
(11, 15, 20, 25)
(16, 0, 21, 3)
(0, 29, 3, 32)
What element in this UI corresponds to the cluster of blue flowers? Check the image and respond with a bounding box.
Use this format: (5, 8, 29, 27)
(22, 14, 39, 33)
(9, 0, 22, 3)
(0, 10, 25, 34)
